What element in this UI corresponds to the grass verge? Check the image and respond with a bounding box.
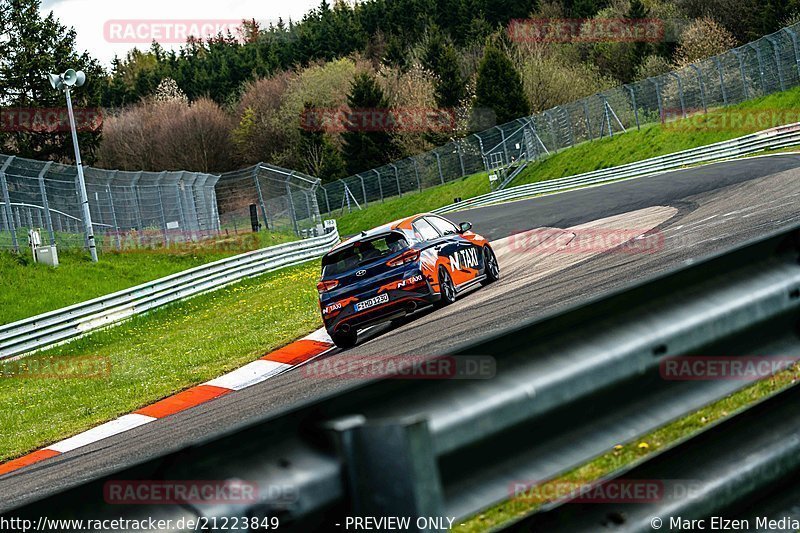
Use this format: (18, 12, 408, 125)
(0, 261, 322, 462)
(0, 230, 296, 325)
(455, 367, 800, 532)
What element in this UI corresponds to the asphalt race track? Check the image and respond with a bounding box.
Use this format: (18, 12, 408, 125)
(4, 154, 800, 511)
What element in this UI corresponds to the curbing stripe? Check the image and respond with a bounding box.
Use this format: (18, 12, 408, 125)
(0, 329, 333, 477)
(135, 385, 233, 419)
(0, 449, 61, 476)
(262, 339, 333, 365)
(204, 360, 292, 391)
(45, 414, 158, 454)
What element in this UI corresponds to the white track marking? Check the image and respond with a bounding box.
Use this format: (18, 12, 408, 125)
(303, 328, 333, 344)
(45, 414, 157, 453)
(204, 360, 292, 391)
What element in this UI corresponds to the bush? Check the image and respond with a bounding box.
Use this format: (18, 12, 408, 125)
(98, 98, 235, 173)
(675, 17, 737, 67)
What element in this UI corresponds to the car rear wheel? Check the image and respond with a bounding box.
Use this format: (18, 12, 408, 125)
(331, 329, 358, 350)
(436, 267, 457, 307)
(481, 246, 500, 286)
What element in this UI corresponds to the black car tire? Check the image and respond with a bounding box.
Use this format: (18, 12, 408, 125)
(481, 245, 500, 286)
(436, 267, 457, 307)
(331, 330, 358, 350)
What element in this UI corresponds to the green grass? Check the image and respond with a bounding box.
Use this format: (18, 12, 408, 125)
(456, 367, 800, 532)
(0, 230, 296, 325)
(0, 261, 322, 462)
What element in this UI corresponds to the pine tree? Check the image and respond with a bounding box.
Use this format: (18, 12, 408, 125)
(422, 28, 465, 109)
(435, 44, 465, 109)
(341, 73, 398, 174)
(626, 0, 650, 79)
(0, 0, 105, 161)
(473, 44, 530, 127)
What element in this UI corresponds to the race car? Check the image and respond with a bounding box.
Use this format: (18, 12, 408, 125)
(317, 213, 500, 349)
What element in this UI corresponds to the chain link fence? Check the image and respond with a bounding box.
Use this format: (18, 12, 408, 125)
(0, 155, 322, 256)
(317, 22, 800, 214)
(216, 163, 323, 236)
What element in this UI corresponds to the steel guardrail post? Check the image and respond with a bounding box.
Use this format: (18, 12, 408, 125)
(732, 48, 750, 99)
(391, 163, 402, 195)
(0, 157, 18, 252)
(713, 56, 729, 105)
(785, 27, 800, 79)
(36, 161, 56, 246)
(625, 85, 640, 130)
(329, 415, 446, 530)
(689, 64, 708, 114)
(766, 35, 786, 91)
(106, 184, 121, 251)
(155, 171, 169, 246)
(374, 169, 383, 202)
(253, 165, 269, 231)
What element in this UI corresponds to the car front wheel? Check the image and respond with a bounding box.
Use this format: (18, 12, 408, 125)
(436, 267, 457, 307)
(481, 246, 500, 285)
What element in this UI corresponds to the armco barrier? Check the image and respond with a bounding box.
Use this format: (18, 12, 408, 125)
(0, 225, 339, 360)
(6, 222, 800, 530)
(435, 123, 800, 214)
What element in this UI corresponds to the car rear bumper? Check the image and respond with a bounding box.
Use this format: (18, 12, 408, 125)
(324, 289, 439, 335)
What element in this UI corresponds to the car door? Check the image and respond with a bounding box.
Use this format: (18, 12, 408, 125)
(424, 216, 482, 287)
(410, 217, 447, 288)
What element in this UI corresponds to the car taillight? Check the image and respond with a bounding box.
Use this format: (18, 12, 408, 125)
(387, 249, 420, 268)
(317, 280, 339, 293)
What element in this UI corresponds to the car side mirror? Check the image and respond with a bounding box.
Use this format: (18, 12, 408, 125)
(458, 222, 473, 234)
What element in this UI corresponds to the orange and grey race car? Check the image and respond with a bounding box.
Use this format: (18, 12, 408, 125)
(317, 213, 500, 349)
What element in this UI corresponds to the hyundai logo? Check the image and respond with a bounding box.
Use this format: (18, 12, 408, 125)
(356, 270, 367, 277)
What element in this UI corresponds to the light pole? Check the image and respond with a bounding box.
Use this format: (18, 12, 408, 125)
(48, 68, 98, 262)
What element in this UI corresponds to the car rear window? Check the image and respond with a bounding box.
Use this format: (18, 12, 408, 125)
(322, 233, 409, 276)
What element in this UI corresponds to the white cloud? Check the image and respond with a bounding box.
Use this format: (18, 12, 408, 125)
(40, 0, 321, 65)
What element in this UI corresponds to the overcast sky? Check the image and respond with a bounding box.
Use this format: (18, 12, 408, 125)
(40, 0, 323, 65)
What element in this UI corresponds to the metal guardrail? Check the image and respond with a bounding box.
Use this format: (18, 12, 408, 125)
(6, 222, 800, 531)
(0, 226, 340, 360)
(514, 383, 800, 532)
(434, 123, 800, 214)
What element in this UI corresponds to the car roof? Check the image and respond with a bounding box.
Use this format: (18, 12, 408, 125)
(329, 213, 437, 253)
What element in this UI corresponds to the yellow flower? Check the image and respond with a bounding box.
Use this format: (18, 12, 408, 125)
(637, 442, 649, 450)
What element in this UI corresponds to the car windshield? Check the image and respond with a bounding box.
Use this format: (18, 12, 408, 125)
(322, 233, 408, 276)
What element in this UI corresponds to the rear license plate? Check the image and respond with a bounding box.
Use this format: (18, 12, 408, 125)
(355, 293, 389, 312)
